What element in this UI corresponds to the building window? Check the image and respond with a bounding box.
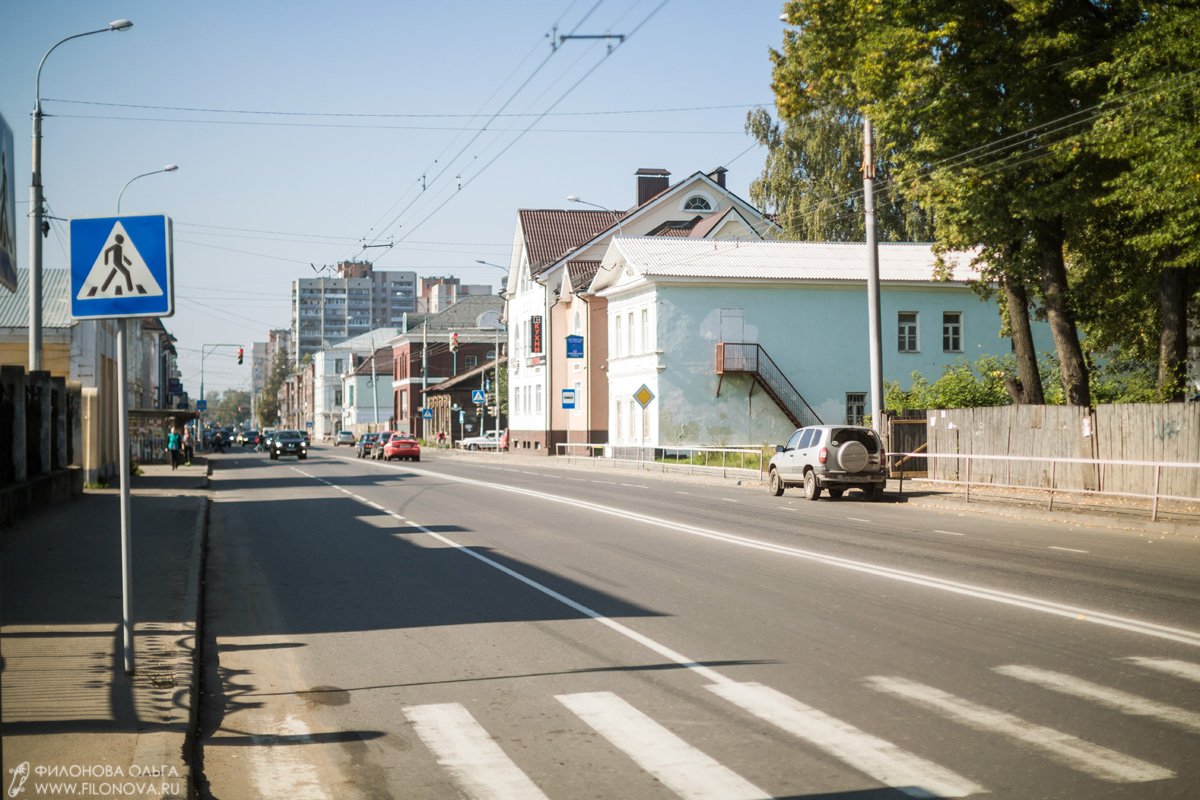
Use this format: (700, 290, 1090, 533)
(536, 384, 543, 415)
(628, 400, 636, 440)
(334, 389, 343, 407)
(898, 312, 918, 352)
(683, 195, 712, 211)
(348, 386, 354, 406)
(574, 310, 582, 335)
(846, 393, 866, 425)
(628, 312, 635, 354)
(615, 401, 623, 440)
(641, 308, 650, 352)
(943, 312, 963, 352)
(614, 315, 623, 357)
(465, 355, 478, 368)
(574, 380, 582, 416)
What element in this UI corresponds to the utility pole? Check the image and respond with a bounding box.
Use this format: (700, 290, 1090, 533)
(863, 117, 884, 434)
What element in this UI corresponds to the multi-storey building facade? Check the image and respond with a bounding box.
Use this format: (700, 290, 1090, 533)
(290, 262, 417, 366)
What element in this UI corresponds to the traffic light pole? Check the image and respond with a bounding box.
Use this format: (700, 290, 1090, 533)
(199, 343, 244, 423)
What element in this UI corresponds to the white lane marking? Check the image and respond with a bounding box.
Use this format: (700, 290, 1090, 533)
(933, 530, 966, 536)
(722, 498, 738, 503)
(522, 471, 540, 476)
(621, 483, 647, 488)
(322, 458, 1200, 648)
(1048, 546, 1088, 554)
(404, 703, 549, 800)
(249, 714, 331, 800)
(847, 517, 869, 522)
(1124, 657, 1200, 683)
(995, 665, 1200, 732)
(565, 477, 589, 482)
(708, 682, 981, 799)
(866, 676, 1173, 783)
(368, 502, 385, 510)
(558, 691, 770, 800)
(676, 491, 690, 495)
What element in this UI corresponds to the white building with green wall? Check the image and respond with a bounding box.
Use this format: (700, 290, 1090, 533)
(589, 238, 1056, 449)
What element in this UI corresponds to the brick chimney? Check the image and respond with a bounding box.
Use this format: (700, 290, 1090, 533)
(708, 166, 727, 189)
(636, 168, 671, 206)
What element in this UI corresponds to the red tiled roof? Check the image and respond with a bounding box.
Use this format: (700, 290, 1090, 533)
(688, 207, 736, 238)
(566, 260, 602, 291)
(519, 209, 622, 274)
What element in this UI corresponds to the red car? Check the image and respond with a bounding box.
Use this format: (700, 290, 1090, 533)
(382, 433, 421, 462)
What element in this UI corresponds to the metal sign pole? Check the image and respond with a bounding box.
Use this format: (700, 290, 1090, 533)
(117, 318, 134, 674)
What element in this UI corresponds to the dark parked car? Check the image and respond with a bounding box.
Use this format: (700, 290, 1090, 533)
(371, 431, 395, 459)
(357, 432, 380, 458)
(768, 425, 887, 501)
(270, 430, 308, 460)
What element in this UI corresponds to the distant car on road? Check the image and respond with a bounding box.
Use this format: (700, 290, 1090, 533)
(270, 430, 308, 460)
(460, 430, 501, 451)
(371, 431, 395, 459)
(382, 433, 420, 462)
(768, 425, 887, 501)
(356, 432, 379, 458)
(335, 430, 356, 446)
(237, 429, 259, 446)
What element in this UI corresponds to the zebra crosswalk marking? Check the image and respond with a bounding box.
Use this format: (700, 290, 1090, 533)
(1124, 657, 1200, 683)
(707, 681, 983, 798)
(866, 676, 1174, 784)
(996, 665, 1200, 733)
(403, 703, 549, 800)
(557, 691, 770, 800)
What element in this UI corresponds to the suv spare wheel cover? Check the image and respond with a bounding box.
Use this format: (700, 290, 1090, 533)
(839, 440, 869, 472)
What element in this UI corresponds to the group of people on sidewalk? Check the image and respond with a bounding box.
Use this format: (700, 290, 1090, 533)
(166, 426, 194, 470)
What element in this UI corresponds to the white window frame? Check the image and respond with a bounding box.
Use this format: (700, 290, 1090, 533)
(898, 312, 919, 353)
(641, 308, 650, 353)
(846, 392, 866, 425)
(943, 311, 963, 353)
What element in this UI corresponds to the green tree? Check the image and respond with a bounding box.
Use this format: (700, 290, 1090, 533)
(1082, 4, 1200, 400)
(256, 348, 290, 428)
(746, 108, 933, 242)
(771, 1, 1153, 406)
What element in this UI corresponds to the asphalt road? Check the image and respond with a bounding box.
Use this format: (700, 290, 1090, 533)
(196, 442, 1200, 800)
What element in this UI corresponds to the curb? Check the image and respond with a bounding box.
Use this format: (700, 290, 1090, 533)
(900, 492, 1200, 536)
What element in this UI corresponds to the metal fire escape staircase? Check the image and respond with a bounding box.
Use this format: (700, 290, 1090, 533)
(715, 343, 822, 429)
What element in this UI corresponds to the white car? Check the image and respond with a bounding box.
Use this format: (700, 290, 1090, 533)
(335, 430, 356, 446)
(459, 430, 500, 450)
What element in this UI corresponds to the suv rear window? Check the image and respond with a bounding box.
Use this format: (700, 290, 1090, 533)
(830, 427, 880, 452)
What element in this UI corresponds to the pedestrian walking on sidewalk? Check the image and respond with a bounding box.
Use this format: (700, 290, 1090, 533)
(183, 428, 194, 466)
(167, 427, 183, 470)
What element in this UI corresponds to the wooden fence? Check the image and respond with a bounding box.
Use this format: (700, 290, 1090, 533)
(902, 404, 1200, 498)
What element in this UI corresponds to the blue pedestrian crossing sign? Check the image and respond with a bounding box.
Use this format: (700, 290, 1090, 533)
(471, 390, 486, 404)
(70, 215, 174, 319)
(422, 408, 433, 419)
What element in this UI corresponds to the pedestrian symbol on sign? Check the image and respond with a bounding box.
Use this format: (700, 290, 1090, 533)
(76, 221, 163, 300)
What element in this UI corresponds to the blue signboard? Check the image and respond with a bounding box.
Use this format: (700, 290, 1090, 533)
(566, 335, 584, 359)
(422, 408, 434, 419)
(70, 215, 174, 319)
(0, 110, 16, 293)
(196, 400, 207, 411)
(562, 389, 576, 409)
(471, 390, 486, 404)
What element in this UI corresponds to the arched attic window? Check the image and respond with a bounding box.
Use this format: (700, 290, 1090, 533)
(683, 195, 712, 211)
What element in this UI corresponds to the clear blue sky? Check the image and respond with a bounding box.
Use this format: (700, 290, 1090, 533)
(2, 1, 783, 395)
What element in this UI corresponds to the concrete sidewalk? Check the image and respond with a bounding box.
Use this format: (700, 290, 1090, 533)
(1, 458, 209, 800)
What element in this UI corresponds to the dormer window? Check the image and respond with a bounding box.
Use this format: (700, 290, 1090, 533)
(683, 195, 712, 211)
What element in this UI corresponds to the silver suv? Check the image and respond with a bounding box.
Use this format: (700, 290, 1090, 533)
(768, 425, 887, 501)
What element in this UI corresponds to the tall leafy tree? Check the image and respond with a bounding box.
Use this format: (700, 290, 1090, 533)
(746, 108, 933, 242)
(1082, 4, 1200, 400)
(771, 1, 1147, 406)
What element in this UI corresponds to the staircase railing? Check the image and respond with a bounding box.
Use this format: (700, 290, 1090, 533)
(715, 343, 822, 429)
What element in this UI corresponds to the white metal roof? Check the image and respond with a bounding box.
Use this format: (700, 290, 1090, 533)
(608, 238, 980, 283)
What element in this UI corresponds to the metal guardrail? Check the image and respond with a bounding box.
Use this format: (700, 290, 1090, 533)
(889, 451, 1200, 522)
(557, 442, 765, 481)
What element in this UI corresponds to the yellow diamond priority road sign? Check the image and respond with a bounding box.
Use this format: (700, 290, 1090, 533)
(633, 384, 655, 408)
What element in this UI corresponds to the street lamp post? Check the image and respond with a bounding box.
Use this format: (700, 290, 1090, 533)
(567, 195, 623, 235)
(117, 164, 178, 214)
(29, 19, 133, 371)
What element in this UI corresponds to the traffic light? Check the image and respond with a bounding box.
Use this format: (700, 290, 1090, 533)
(237, 348, 244, 365)
(450, 333, 459, 353)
